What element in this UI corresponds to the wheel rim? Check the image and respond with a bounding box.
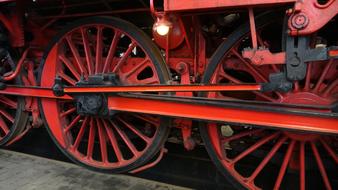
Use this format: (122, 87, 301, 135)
(0, 95, 24, 143)
(0, 59, 28, 145)
(40, 18, 169, 171)
(202, 14, 337, 190)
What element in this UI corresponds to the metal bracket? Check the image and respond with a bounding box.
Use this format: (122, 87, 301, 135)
(52, 76, 64, 96)
(242, 46, 337, 66)
(261, 72, 293, 93)
(286, 36, 308, 81)
(288, 0, 338, 36)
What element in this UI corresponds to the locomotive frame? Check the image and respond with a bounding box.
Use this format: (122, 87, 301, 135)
(0, 0, 337, 189)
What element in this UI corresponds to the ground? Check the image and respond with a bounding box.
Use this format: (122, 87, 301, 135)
(0, 149, 190, 190)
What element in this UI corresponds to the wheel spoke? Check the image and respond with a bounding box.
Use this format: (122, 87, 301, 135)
(304, 63, 312, 91)
(132, 114, 159, 127)
(256, 32, 265, 47)
(0, 108, 14, 123)
(313, 59, 333, 92)
(86, 118, 96, 159)
(0, 96, 17, 109)
(97, 119, 108, 163)
(294, 81, 299, 92)
(322, 78, 338, 97)
(72, 117, 89, 150)
(66, 35, 88, 76)
(81, 27, 94, 75)
(319, 138, 338, 164)
(95, 26, 103, 74)
(109, 120, 139, 157)
(112, 41, 137, 73)
(64, 115, 81, 132)
(219, 69, 276, 102)
(221, 128, 264, 143)
(102, 120, 123, 162)
(219, 69, 240, 83)
(247, 135, 288, 182)
(231, 49, 268, 82)
(57, 72, 77, 86)
(231, 132, 280, 164)
(255, 92, 277, 102)
(270, 64, 280, 73)
(273, 140, 296, 190)
(300, 141, 305, 190)
(60, 107, 76, 118)
(138, 76, 159, 85)
(120, 58, 150, 80)
(311, 142, 332, 190)
(0, 116, 10, 135)
(117, 117, 151, 143)
(59, 55, 81, 81)
(103, 30, 121, 73)
(231, 49, 284, 99)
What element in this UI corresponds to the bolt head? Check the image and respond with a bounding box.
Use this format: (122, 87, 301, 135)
(291, 13, 309, 30)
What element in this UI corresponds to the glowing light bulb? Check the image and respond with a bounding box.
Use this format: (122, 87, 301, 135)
(153, 16, 171, 36)
(156, 24, 170, 36)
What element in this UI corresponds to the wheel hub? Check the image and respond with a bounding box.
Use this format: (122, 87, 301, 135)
(281, 91, 332, 106)
(281, 91, 332, 141)
(74, 74, 119, 116)
(284, 131, 319, 141)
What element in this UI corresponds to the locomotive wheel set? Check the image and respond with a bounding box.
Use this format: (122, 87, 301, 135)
(0, 0, 337, 189)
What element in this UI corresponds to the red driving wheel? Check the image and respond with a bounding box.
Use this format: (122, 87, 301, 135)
(200, 12, 337, 189)
(39, 17, 170, 172)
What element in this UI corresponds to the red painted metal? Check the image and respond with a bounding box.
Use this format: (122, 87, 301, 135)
(329, 49, 338, 57)
(5, 124, 32, 146)
(30, 8, 149, 20)
(0, 0, 336, 186)
(242, 49, 286, 65)
(2, 49, 29, 81)
(0, 9, 24, 47)
(2, 83, 336, 134)
(0, 86, 72, 100)
(163, 0, 296, 11)
(153, 14, 185, 50)
(288, 0, 338, 35)
(108, 96, 338, 134)
(202, 23, 337, 188)
(174, 62, 195, 150)
(129, 147, 168, 174)
(163, 0, 337, 37)
(248, 8, 258, 50)
(63, 84, 262, 93)
(39, 21, 167, 171)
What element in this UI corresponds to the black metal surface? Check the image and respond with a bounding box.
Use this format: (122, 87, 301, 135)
(286, 36, 308, 81)
(261, 72, 293, 93)
(52, 76, 65, 96)
(76, 94, 108, 116)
